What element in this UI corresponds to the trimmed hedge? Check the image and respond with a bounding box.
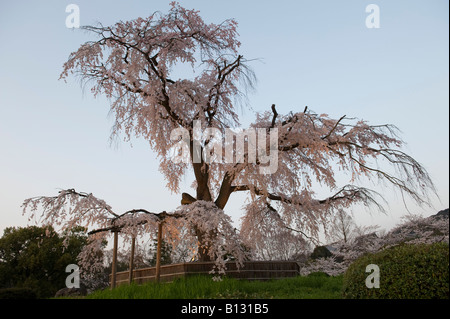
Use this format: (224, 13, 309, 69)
(342, 242, 449, 299)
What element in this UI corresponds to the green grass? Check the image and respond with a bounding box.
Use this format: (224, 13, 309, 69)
(86, 273, 344, 299)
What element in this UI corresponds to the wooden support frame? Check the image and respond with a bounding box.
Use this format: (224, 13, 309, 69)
(155, 222, 163, 283)
(128, 236, 136, 285)
(110, 230, 119, 289)
(107, 215, 166, 288)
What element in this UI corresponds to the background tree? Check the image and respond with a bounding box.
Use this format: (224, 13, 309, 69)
(147, 238, 173, 267)
(327, 209, 358, 244)
(0, 225, 87, 298)
(23, 3, 436, 270)
(241, 203, 312, 260)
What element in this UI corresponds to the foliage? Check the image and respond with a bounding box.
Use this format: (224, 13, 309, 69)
(310, 246, 333, 260)
(85, 274, 343, 299)
(147, 238, 173, 267)
(240, 206, 312, 260)
(342, 242, 449, 299)
(326, 209, 371, 244)
(0, 225, 87, 298)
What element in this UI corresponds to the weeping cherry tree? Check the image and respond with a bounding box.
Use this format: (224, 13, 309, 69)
(23, 3, 436, 276)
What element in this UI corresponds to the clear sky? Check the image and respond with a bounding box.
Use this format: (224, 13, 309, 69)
(0, 0, 448, 236)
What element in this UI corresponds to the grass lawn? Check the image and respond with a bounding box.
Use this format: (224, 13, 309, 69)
(86, 273, 344, 299)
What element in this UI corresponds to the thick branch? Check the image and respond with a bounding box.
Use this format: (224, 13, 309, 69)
(215, 171, 236, 210)
(215, 164, 246, 209)
(181, 193, 197, 205)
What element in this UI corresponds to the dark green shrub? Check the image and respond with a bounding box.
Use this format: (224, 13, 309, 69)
(342, 243, 449, 299)
(0, 287, 37, 299)
(307, 271, 330, 278)
(310, 246, 333, 260)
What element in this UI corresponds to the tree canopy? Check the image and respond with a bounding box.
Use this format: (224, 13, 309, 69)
(0, 225, 87, 298)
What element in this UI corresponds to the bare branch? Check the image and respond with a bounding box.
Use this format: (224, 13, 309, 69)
(321, 114, 346, 141)
(270, 104, 278, 128)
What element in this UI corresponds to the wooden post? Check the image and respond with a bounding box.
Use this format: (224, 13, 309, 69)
(128, 236, 136, 285)
(155, 222, 163, 283)
(111, 230, 119, 289)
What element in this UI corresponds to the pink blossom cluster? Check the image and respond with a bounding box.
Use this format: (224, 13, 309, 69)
(300, 211, 449, 276)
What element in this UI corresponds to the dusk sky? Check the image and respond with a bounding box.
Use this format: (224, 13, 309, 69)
(0, 0, 448, 237)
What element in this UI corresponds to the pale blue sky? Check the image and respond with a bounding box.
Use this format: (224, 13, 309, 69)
(0, 0, 448, 235)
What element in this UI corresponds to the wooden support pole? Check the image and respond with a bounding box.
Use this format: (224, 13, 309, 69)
(128, 236, 136, 285)
(111, 230, 119, 289)
(155, 222, 163, 283)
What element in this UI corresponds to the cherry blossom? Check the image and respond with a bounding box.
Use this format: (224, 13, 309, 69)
(23, 3, 437, 280)
(301, 211, 449, 276)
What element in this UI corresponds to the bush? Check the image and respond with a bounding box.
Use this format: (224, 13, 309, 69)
(310, 246, 333, 260)
(307, 271, 330, 278)
(342, 243, 449, 299)
(0, 288, 37, 299)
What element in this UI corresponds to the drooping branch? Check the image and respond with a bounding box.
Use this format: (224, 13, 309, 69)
(22, 189, 182, 237)
(264, 202, 322, 246)
(88, 209, 186, 235)
(231, 184, 384, 211)
(326, 141, 436, 206)
(264, 106, 435, 208)
(214, 104, 429, 213)
(23, 188, 248, 270)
